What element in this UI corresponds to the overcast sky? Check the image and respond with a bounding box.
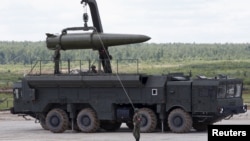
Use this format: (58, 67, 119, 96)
(1, 0, 250, 43)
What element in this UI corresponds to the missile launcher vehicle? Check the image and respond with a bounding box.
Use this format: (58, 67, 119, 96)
(11, 0, 247, 133)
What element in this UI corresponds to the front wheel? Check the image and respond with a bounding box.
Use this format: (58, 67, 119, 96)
(168, 108, 192, 133)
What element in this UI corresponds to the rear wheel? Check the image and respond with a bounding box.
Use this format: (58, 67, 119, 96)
(76, 108, 100, 133)
(139, 108, 157, 133)
(46, 108, 69, 133)
(168, 108, 192, 133)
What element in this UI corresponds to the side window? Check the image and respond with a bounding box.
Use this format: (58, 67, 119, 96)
(218, 85, 226, 98)
(14, 88, 22, 99)
(226, 84, 235, 98)
(235, 84, 242, 97)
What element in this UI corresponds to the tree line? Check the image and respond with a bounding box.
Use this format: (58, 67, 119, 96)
(1, 41, 250, 64)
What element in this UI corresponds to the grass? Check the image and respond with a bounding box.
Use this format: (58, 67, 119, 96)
(243, 89, 250, 106)
(0, 93, 13, 110)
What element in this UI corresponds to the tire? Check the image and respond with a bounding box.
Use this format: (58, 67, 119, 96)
(76, 108, 100, 133)
(39, 114, 48, 130)
(46, 108, 69, 133)
(168, 108, 192, 133)
(100, 120, 122, 132)
(138, 108, 157, 133)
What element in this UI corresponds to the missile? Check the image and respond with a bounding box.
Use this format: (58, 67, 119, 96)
(46, 33, 151, 50)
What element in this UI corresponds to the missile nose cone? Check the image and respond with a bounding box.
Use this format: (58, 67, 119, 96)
(146, 35, 151, 41)
(137, 35, 151, 42)
(106, 33, 151, 46)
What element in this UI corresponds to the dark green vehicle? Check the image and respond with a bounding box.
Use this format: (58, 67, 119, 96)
(10, 0, 247, 133)
(11, 69, 247, 133)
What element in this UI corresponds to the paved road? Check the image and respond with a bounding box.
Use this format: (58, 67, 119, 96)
(0, 111, 249, 141)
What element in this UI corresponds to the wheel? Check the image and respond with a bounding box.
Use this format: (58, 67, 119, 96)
(39, 114, 48, 130)
(45, 108, 69, 133)
(193, 123, 208, 132)
(100, 120, 122, 132)
(138, 108, 157, 133)
(168, 108, 192, 133)
(76, 108, 100, 133)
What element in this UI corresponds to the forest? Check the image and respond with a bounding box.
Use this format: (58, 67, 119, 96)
(1, 41, 250, 87)
(1, 41, 250, 64)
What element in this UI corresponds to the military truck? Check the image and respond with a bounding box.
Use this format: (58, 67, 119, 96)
(10, 0, 247, 133)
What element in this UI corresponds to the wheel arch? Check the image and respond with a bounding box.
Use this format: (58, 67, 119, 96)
(166, 105, 191, 116)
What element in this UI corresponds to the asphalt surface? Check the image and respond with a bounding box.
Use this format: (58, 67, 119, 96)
(0, 111, 249, 141)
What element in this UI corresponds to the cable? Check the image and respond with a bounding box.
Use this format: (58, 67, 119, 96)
(95, 32, 136, 110)
(81, 2, 136, 110)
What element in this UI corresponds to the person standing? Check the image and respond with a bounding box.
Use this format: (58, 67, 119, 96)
(133, 108, 141, 141)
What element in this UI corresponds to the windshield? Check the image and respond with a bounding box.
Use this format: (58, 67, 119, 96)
(217, 83, 242, 98)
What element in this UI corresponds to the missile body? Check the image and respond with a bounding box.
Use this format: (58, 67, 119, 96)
(46, 33, 151, 50)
